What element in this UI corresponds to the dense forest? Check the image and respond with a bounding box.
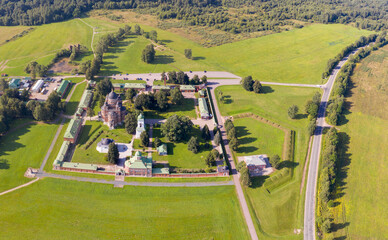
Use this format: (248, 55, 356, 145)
(0, 0, 386, 33)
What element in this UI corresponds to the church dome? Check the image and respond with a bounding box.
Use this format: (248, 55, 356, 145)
(108, 91, 118, 99)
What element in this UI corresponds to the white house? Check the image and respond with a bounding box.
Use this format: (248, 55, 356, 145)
(96, 138, 114, 153)
(135, 113, 146, 138)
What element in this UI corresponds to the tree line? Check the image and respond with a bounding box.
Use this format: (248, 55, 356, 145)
(326, 32, 387, 125)
(0, 0, 386, 34)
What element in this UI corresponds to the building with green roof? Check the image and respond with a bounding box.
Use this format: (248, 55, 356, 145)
(180, 85, 196, 92)
(57, 80, 71, 98)
(157, 143, 168, 156)
(78, 90, 93, 110)
(152, 85, 171, 92)
(64, 118, 83, 143)
(124, 151, 153, 177)
(198, 98, 211, 119)
(60, 162, 98, 172)
(113, 83, 147, 91)
(53, 141, 71, 167)
(9, 78, 20, 89)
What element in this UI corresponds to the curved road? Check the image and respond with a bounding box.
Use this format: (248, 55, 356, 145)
(304, 49, 362, 240)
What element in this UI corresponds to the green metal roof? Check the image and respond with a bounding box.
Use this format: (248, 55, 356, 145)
(57, 80, 70, 96)
(64, 118, 82, 139)
(125, 151, 152, 169)
(61, 162, 98, 171)
(76, 107, 83, 115)
(180, 85, 196, 91)
(78, 90, 93, 109)
(125, 83, 146, 89)
(152, 168, 170, 174)
(157, 143, 167, 154)
(152, 85, 171, 90)
(9, 78, 20, 89)
(54, 141, 71, 164)
(198, 98, 210, 117)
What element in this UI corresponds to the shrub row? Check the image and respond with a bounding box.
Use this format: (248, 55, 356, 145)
(84, 130, 104, 150)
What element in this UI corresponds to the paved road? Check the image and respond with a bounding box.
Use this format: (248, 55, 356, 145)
(304, 49, 360, 240)
(35, 172, 234, 187)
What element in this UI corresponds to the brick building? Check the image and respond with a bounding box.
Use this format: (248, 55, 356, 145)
(100, 91, 126, 129)
(124, 151, 152, 177)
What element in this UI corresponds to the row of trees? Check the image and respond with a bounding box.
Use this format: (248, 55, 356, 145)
(24, 61, 47, 79)
(316, 127, 339, 234)
(241, 76, 262, 93)
(162, 71, 207, 85)
(0, 87, 63, 134)
(305, 92, 322, 136)
(134, 89, 183, 112)
(224, 119, 238, 151)
(326, 32, 387, 125)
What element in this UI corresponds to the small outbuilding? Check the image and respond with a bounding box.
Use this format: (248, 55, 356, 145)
(157, 143, 168, 156)
(180, 85, 196, 92)
(57, 80, 71, 98)
(96, 138, 114, 153)
(31, 79, 44, 92)
(198, 97, 211, 119)
(152, 85, 171, 92)
(9, 78, 21, 89)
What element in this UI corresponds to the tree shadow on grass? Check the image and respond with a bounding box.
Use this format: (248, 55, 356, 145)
(152, 55, 175, 65)
(0, 159, 10, 169)
(278, 160, 299, 170)
(223, 95, 233, 104)
(261, 86, 274, 94)
(295, 113, 308, 120)
(192, 56, 206, 60)
(250, 176, 269, 189)
(0, 124, 31, 157)
(333, 132, 352, 200)
(235, 126, 249, 138)
(77, 124, 92, 145)
(336, 101, 352, 126)
(237, 146, 258, 154)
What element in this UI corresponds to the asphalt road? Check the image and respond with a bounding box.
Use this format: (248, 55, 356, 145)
(303, 49, 360, 240)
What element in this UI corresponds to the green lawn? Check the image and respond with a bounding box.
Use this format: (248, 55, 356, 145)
(234, 118, 285, 158)
(0, 178, 250, 239)
(0, 122, 59, 192)
(63, 77, 86, 83)
(144, 98, 197, 119)
(65, 82, 87, 115)
(0, 26, 31, 45)
(0, 19, 92, 76)
(72, 121, 132, 164)
(328, 45, 388, 239)
(152, 125, 212, 169)
(215, 84, 317, 237)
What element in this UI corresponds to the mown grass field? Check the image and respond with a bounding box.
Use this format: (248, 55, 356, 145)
(0, 122, 59, 192)
(329, 45, 388, 239)
(72, 121, 131, 164)
(151, 125, 212, 169)
(233, 118, 284, 158)
(0, 178, 250, 239)
(0, 19, 92, 76)
(144, 98, 197, 119)
(0, 26, 31, 45)
(215, 84, 318, 238)
(64, 82, 87, 115)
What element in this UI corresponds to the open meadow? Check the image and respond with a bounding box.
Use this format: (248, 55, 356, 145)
(0, 178, 250, 239)
(329, 45, 388, 239)
(215, 84, 318, 238)
(0, 122, 59, 192)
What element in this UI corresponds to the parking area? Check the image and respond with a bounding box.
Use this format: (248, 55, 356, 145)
(29, 79, 62, 101)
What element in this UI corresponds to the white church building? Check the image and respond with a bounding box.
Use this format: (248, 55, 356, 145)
(135, 113, 146, 138)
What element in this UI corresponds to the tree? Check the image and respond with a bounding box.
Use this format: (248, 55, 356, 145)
(211, 149, 219, 160)
(240, 167, 252, 187)
(202, 125, 211, 141)
(154, 137, 161, 148)
(214, 130, 221, 146)
(140, 131, 149, 147)
(150, 30, 157, 42)
(46, 91, 61, 112)
(96, 78, 112, 97)
(229, 137, 238, 151)
(187, 136, 199, 153)
(155, 90, 169, 111)
(171, 87, 184, 105)
(141, 44, 155, 63)
(161, 115, 193, 142)
(236, 161, 246, 172)
(201, 75, 207, 84)
(305, 100, 318, 118)
(253, 80, 262, 93)
(125, 112, 137, 134)
(33, 104, 49, 121)
(107, 142, 119, 164)
(184, 49, 192, 59)
(0, 79, 8, 92)
(87, 107, 94, 120)
(321, 219, 332, 233)
(134, 93, 151, 110)
(205, 152, 216, 167)
(308, 119, 316, 136)
(134, 24, 141, 35)
(124, 25, 131, 34)
(125, 88, 137, 102)
(241, 76, 254, 91)
(191, 75, 200, 85)
(227, 127, 236, 140)
(270, 154, 281, 169)
(25, 61, 46, 79)
(288, 105, 299, 119)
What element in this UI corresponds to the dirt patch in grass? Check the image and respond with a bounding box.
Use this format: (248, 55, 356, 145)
(49, 58, 76, 73)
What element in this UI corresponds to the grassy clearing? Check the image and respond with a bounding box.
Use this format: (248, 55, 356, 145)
(215, 85, 317, 237)
(0, 19, 92, 76)
(0, 26, 31, 45)
(64, 82, 87, 115)
(71, 121, 131, 164)
(234, 118, 284, 158)
(125, 176, 232, 183)
(151, 125, 212, 169)
(0, 178, 250, 239)
(63, 77, 86, 83)
(329, 45, 388, 239)
(144, 98, 197, 119)
(0, 122, 59, 192)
